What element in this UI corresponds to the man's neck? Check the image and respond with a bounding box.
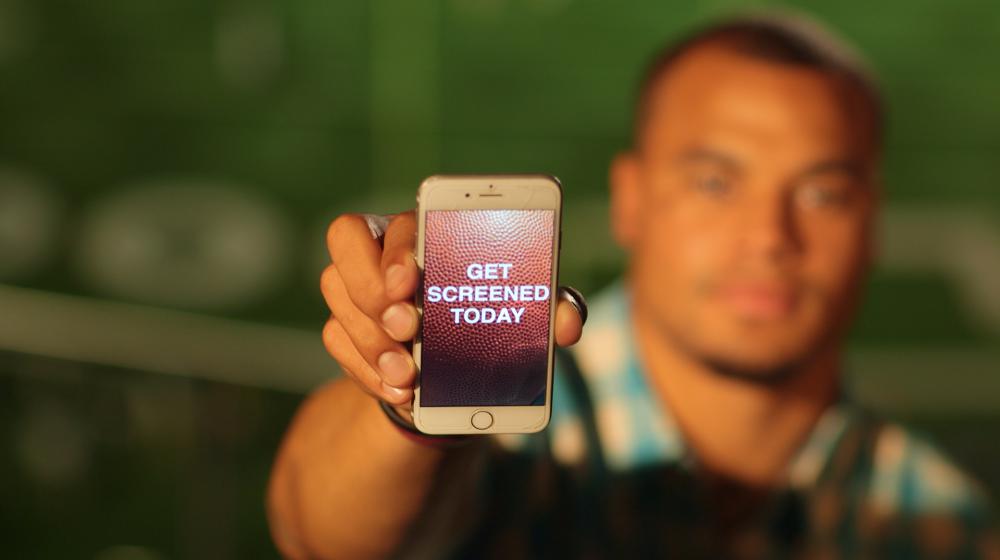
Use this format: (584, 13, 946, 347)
(631, 308, 841, 487)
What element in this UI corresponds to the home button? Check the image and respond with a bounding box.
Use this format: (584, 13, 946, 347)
(471, 410, 494, 430)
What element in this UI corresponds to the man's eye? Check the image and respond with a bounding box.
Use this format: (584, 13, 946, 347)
(694, 174, 731, 197)
(796, 184, 848, 209)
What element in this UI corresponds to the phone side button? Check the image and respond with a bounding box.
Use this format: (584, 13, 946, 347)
(470, 410, 494, 430)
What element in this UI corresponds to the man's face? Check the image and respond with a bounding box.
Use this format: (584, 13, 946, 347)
(613, 46, 878, 380)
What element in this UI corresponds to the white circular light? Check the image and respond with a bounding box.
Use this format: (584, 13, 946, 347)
(76, 180, 293, 310)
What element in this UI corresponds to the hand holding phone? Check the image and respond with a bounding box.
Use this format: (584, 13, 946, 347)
(320, 175, 580, 432)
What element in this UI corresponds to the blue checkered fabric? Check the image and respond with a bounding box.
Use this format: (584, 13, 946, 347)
(402, 280, 998, 558)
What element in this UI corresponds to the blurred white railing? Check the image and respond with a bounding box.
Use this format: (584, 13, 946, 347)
(1, 282, 998, 413)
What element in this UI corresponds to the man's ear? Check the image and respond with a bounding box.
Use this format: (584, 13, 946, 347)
(609, 151, 642, 250)
(862, 166, 883, 271)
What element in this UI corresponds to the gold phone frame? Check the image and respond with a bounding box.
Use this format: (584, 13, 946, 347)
(412, 174, 562, 435)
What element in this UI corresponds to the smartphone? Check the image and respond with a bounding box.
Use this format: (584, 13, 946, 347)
(412, 174, 562, 434)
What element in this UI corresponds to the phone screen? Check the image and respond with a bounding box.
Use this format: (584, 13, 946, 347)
(420, 208, 555, 407)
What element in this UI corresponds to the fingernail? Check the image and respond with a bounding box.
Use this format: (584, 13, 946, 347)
(381, 380, 411, 402)
(381, 304, 411, 339)
(378, 351, 412, 387)
(385, 264, 406, 293)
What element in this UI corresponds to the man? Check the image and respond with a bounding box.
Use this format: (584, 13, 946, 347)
(268, 13, 998, 559)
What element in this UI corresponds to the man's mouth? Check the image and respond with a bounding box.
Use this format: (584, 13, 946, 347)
(712, 283, 799, 320)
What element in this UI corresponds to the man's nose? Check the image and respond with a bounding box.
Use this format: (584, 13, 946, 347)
(738, 191, 800, 262)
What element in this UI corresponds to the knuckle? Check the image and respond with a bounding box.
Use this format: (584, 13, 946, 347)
(327, 213, 363, 250)
(321, 319, 356, 364)
(349, 328, 382, 358)
(355, 282, 387, 315)
(321, 319, 342, 352)
(386, 212, 415, 233)
(321, 320, 383, 388)
(319, 264, 338, 292)
(385, 216, 416, 247)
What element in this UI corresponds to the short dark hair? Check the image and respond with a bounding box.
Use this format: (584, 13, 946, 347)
(632, 12, 884, 151)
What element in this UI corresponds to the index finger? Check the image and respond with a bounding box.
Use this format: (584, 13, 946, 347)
(326, 213, 392, 319)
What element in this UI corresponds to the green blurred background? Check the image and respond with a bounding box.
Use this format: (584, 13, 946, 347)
(0, 0, 998, 557)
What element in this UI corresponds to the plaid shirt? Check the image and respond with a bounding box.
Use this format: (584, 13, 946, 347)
(399, 281, 998, 559)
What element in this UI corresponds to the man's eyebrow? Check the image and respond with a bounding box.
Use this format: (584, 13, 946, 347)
(798, 159, 864, 180)
(676, 147, 742, 171)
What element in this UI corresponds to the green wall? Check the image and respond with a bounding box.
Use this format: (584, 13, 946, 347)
(0, 1, 997, 557)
